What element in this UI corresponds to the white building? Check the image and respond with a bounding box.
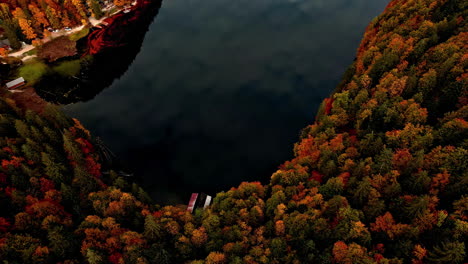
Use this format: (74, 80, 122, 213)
(6, 77, 25, 90)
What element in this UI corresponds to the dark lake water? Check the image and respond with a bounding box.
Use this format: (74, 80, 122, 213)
(64, 0, 389, 204)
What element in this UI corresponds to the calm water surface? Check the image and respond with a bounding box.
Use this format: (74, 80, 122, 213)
(64, 0, 389, 203)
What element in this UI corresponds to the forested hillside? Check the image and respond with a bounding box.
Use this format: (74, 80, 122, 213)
(0, 99, 154, 263)
(0, 0, 467, 263)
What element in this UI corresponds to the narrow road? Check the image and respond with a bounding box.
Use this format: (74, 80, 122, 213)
(6, 25, 86, 58)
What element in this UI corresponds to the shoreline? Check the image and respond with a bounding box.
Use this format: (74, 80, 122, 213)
(0, 0, 138, 60)
(1, 0, 160, 112)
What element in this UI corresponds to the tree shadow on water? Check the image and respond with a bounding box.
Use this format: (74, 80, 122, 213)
(35, 0, 163, 104)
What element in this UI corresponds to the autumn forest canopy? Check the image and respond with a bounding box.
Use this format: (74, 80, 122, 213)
(0, 0, 467, 263)
(0, 0, 132, 51)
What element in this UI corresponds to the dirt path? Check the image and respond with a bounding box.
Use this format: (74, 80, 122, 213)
(8, 45, 34, 57)
(21, 55, 36, 61)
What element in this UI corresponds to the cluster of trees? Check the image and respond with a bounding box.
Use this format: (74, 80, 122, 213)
(0, 0, 104, 50)
(0, 98, 154, 263)
(0, 0, 466, 263)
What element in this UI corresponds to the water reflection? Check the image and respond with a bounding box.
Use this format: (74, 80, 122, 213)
(35, 0, 163, 104)
(65, 0, 389, 203)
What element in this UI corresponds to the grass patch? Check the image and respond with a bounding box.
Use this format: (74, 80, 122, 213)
(24, 49, 37, 56)
(107, 7, 119, 15)
(68, 27, 90, 41)
(18, 59, 48, 84)
(53, 60, 81, 76)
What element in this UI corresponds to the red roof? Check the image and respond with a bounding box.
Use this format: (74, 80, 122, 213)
(6, 77, 26, 89)
(187, 193, 198, 213)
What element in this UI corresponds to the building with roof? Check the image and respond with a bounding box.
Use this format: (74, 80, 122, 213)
(6, 77, 25, 90)
(187, 193, 212, 213)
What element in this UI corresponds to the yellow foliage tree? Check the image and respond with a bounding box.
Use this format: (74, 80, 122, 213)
(71, 0, 88, 19)
(113, 0, 132, 7)
(32, 39, 42, 47)
(113, 0, 126, 7)
(28, 4, 50, 28)
(191, 227, 208, 247)
(0, 48, 8, 57)
(18, 18, 37, 40)
(206, 252, 226, 264)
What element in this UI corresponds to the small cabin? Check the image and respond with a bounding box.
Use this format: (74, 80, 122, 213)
(6, 77, 26, 90)
(187, 193, 212, 213)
